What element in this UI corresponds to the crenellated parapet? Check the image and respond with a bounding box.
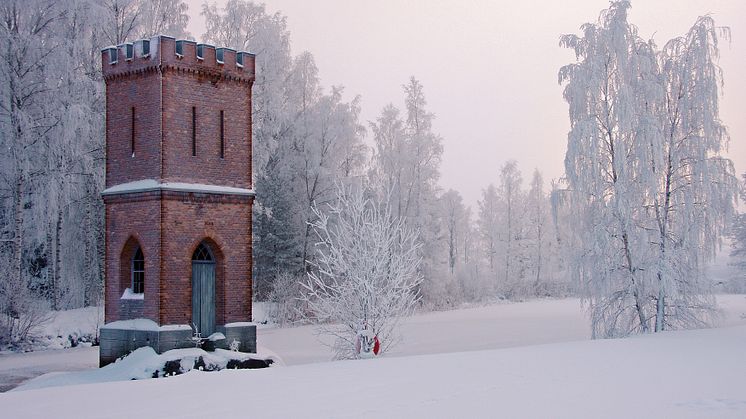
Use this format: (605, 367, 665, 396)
(101, 35, 255, 84)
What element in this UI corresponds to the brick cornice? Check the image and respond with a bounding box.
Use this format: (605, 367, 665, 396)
(103, 64, 255, 86)
(103, 190, 254, 204)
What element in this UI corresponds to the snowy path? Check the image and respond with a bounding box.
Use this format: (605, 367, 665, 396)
(1, 295, 744, 392)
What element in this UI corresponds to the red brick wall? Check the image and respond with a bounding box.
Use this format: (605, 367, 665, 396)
(161, 70, 252, 188)
(102, 35, 255, 189)
(104, 71, 162, 188)
(159, 194, 253, 325)
(102, 35, 255, 327)
(104, 194, 162, 323)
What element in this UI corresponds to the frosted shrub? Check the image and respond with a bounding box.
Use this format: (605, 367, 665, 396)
(302, 186, 422, 359)
(267, 271, 306, 327)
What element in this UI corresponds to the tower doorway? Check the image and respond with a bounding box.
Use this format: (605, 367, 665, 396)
(192, 242, 216, 336)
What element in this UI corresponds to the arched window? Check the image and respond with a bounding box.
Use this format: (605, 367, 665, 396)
(132, 247, 144, 294)
(193, 243, 214, 262)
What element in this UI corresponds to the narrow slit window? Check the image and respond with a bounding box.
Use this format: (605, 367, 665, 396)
(192, 106, 197, 156)
(131, 107, 136, 157)
(220, 110, 225, 159)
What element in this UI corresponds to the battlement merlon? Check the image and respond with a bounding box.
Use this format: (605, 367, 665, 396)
(101, 35, 256, 83)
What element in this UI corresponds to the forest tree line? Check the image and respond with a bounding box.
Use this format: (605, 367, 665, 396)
(1, 0, 744, 342)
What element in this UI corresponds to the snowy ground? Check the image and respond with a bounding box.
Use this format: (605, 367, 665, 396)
(0, 306, 103, 354)
(1, 295, 745, 416)
(257, 295, 746, 364)
(0, 346, 97, 392)
(256, 298, 592, 364)
(2, 323, 746, 418)
(0, 306, 103, 392)
(16, 346, 281, 392)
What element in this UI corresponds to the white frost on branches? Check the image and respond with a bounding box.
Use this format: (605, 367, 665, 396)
(302, 186, 422, 360)
(559, 1, 737, 337)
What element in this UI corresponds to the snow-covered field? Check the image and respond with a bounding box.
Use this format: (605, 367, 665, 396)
(3, 324, 746, 418)
(257, 298, 593, 365)
(1, 295, 745, 418)
(257, 295, 746, 364)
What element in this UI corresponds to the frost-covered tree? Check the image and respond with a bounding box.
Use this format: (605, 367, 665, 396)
(497, 160, 526, 295)
(202, 0, 292, 176)
(370, 104, 408, 216)
(0, 0, 113, 341)
(403, 78, 445, 295)
(96, 0, 191, 45)
(455, 207, 487, 301)
(403, 77, 443, 223)
(525, 169, 555, 294)
(295, 65, 367, 272)
(647, 15, 737, 331)
(729, 174, 746, 290)
(302, 186, 422, 360)
(369, 78, 445, 307)
(440, 190, 466, 275)
(203, 2, 366, 297)
(0, 0, 193, 328)
(560, 1, 737, 337)
(477, 184, 500, 283)
(267, 270, 305, 327)
(0, 0, 63, 317)
(97, 0, 141, 45)
(549, 179, 576, 294)
(136, 0, 190, 39)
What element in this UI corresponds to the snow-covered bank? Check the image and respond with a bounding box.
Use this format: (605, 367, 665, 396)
(3, 324, 745, 418)
(15, 346, 280, 392)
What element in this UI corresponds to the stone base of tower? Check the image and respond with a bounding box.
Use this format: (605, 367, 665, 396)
(99, 322, 257, 367)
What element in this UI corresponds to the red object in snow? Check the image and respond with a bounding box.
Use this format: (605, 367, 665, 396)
(373, 336, 380, 355)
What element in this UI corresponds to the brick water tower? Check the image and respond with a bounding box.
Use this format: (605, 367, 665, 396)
(99, 36, 256, 366)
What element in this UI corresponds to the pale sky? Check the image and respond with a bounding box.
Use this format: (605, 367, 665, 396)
(187, 0, 746, 208)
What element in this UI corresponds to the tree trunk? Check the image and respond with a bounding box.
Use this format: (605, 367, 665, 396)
(655, 275, 665, 332)
(54, 207, 63, 309)
(13, 175, 24, 297)
(622, 232, 648, 332)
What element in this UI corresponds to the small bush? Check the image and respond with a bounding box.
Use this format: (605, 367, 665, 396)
(225, 358, 274, 369)
(162, 360, 183, 376)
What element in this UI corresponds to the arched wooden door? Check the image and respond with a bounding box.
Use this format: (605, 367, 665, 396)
(192, 242, 216, 336)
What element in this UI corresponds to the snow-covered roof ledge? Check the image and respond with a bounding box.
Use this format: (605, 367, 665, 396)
(101, 319, 193, 332)
(121, 288, 144, 300)
(102, 179, 255, 197)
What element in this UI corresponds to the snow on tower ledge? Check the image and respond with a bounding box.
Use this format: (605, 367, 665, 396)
(101, 35, 255, 82)
(101, 179, 256, 197)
